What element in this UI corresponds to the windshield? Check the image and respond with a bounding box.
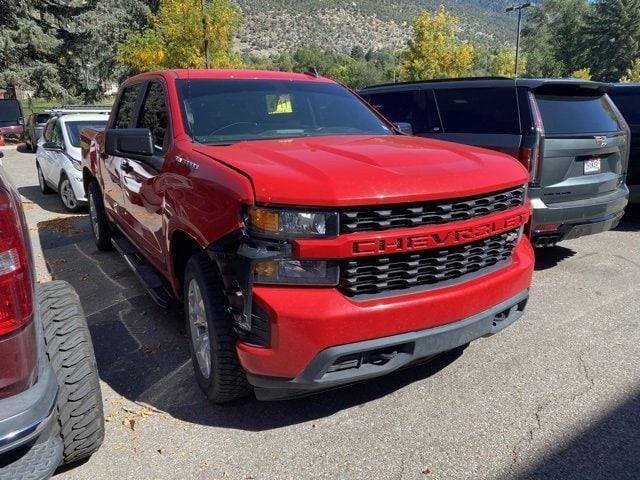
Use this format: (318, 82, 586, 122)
(176, 79, 392, 144)
(65, 120, 107, 148)
(0, 99, 22, 123)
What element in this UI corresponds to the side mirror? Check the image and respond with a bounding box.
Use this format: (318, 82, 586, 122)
(42, 141, 62, 152)
(105, 128, 153, 163)
(394, 122, 414, 135)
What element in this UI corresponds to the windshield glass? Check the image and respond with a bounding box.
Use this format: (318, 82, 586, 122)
(0, 99, 21, 123)
(176, 79, 392, 144)
(65, 120, 107, 148)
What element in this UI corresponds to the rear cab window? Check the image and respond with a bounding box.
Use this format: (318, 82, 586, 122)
(434, 88, 520, 134)
(534, 92, 622, 135)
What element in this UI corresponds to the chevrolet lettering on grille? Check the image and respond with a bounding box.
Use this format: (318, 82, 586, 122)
(352, 212, 527, 255)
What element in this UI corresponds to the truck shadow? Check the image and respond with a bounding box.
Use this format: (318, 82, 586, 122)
(37, 216, 464, 432)
(534, 246, 576, 271)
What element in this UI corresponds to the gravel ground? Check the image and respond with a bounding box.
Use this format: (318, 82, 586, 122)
(2, 145, 639, 480)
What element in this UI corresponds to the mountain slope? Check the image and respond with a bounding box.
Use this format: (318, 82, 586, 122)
(234, 0, 515, 56)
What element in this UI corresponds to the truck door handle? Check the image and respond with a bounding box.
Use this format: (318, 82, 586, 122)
(120, 162, 133, 173)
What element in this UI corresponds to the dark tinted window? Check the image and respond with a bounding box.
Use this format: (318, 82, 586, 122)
(608, 90, 640, 125)
(65, 120, 108, 148)
(434, 88, 520, 134)
(365, 90, 438, 134)
(0, 99, 21, 123)
(138, 82, 169, 151)
(535, 94, 620, 134)
(36, 114, 50, 124)
(176, 79, 392, 144)
(114, 85, 141, 129)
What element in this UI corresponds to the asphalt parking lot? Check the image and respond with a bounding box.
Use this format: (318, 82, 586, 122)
(2, 144, 639, 480)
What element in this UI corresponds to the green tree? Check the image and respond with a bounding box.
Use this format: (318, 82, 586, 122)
(621, 58, 640, 81)
(571, 67, 592, 80)
(489, 48, 527, 77)
(401, 7, 475, 80)
(583, 0, 640, 81)
(118, 0, 242, 71)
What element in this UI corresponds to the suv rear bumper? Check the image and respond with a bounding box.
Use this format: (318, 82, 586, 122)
(237, 239, 534, 395)
(248, 290, 529, 400)
(530, 186, 628, 243)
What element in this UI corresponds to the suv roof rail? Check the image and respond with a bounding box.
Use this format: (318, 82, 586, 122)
(47, 105, 112, 116)
(361, 76, 513, 90)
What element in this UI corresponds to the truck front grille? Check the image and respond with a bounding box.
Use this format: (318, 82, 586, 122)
(340, 187, 525, 234)
(339, 230, 519, 297)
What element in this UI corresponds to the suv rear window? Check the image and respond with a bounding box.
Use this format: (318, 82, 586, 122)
(535, 94, 621, 135)
(0, 99, 22, 123)
(608, 89, 640, 125)
(434, 88, 520, 134)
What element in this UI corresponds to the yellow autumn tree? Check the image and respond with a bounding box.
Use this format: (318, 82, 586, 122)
(401, 6, 475, 80)
(571, 68, 592, 80)
(118, 0, 242, 72)
(621, 59, 640, 82)
(490, 48, 527, 77)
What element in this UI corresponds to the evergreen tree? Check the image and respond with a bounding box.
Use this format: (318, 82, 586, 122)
(584, 0, 640, 81)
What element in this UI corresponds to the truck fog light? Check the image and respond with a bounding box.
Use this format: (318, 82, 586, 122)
(254, 259, 339, 285)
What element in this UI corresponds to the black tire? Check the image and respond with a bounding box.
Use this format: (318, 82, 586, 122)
(184, 252, 252, 403)
(38, 281, 104, 465)
(88, 181, 113, 251)
(58, 174, 83, 213)
(37, 163, 54, 194)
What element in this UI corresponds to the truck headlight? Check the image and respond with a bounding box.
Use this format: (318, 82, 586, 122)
(247, 207, 339, 239)
(254, 259, 339, 285)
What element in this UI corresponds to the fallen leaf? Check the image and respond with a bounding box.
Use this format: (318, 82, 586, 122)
(122, 417, 136, 431)
(157, 448, 166, 455)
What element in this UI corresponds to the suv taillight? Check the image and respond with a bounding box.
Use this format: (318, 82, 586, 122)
(608, 95, 632, 176)
(522, 91, 546, 187)
(0, 188, 33, 337)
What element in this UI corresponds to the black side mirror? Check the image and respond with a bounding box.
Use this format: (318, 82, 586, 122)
(42, 141, 62, 151)
(105, 128, 153, 163)
(394, 122, 414, 135)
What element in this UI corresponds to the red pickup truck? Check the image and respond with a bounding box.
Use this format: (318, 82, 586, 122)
(81, 69, 534, 402)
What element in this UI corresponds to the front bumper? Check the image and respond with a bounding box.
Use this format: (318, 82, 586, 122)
(530, 186, 629, 243)
(249, 290, 529, 400)
(237, 238, 534, 391)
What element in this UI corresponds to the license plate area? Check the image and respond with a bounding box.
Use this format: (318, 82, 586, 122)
(584, 157, 601, 174)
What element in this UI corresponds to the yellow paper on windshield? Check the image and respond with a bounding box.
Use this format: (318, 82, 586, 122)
(267, 94, 293, 115)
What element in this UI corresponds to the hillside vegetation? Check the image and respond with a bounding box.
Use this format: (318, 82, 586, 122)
(234, 0, 514, 55)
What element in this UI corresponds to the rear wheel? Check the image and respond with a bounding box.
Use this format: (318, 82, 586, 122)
(88, 181, 113, 251)
(37, 163, 54, 194)
(38, 281, 104, 465)
(184, 252, 251, 403)
(59, 175, 83, 213)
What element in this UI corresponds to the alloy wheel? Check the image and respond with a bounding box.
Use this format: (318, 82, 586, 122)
(188, 279, 211, 379)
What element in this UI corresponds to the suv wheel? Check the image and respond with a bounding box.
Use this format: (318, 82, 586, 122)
(184, 252, 251, 403)
(37, 163, 54, 194)
(59, 175, 82, 213)
(88, 181, 113, 251)
(38, 281, 104, 465)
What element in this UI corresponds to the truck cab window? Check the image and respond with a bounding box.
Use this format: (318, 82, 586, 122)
(138, 82, 168, 152)
(114, 85, 141, 129)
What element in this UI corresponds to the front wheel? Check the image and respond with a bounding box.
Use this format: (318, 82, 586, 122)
(59, 175, 83, 213)
(184, 252, 252, 403)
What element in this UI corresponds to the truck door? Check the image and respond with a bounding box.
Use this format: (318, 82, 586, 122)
(102, 84, 142, 222)
(119, 81, 169, 265)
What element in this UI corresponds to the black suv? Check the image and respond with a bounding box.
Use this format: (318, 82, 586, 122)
(360, 78, 630, 246)
(608, 83, 640, 204)
(0, 152, 103, 479)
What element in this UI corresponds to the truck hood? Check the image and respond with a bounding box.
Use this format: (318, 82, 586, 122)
(195, 135, 529, 207)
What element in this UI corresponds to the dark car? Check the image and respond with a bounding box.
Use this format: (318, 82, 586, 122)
(24, 113, 51, 153)
(0, 99, 24, 140)
(0, 151, 103, 478)
(360, 78, 630, 246)
(608, 83, 640, 204)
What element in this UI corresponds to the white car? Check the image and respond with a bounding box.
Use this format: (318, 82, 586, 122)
(36, 113, 108, 212)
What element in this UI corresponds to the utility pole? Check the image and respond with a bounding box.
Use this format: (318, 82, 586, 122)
(506, 2, 532, 77)
(201, 0, 210, 68)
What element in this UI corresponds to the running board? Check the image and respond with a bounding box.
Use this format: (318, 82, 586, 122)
(111, 236, 174, 309)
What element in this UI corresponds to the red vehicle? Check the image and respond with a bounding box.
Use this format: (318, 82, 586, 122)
(81, 69, 534, 402)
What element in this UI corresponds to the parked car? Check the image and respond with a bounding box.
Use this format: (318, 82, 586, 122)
(36, 113, 108, 212)
(608, 83, 640, 204)
(360, 78, 630, 247)
(81, 69, 534, 402)
(0, 152, 103, 478)
(0, 99, 24, 140)
(24, 113, 51, 153)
